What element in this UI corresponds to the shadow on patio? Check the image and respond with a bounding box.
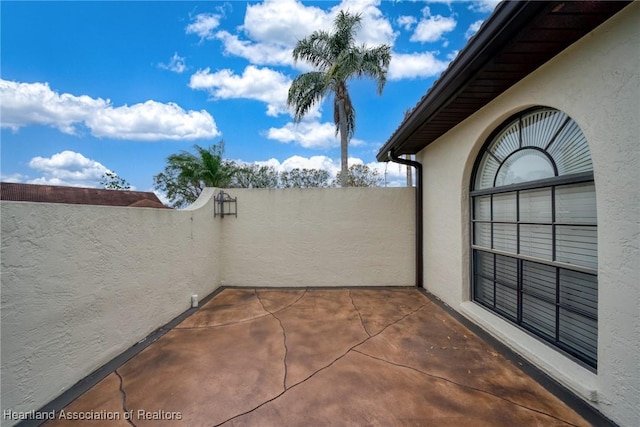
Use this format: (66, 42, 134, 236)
(43, 288, 591, 426)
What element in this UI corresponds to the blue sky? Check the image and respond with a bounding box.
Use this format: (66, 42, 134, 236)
(1, 0, 497, 197)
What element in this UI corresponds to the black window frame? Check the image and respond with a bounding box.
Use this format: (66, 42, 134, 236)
(470, 107, 598, 370)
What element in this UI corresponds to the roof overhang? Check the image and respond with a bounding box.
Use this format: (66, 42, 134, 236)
(0, 182, 171, 208)
(377, 1, 631, 162)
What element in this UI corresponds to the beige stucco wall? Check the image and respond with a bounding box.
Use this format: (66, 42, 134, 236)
(0, 187, 414, 421)
(416, 4, 639, 426)
(220, 188, 415, 287)
(0, 188, 222, 420)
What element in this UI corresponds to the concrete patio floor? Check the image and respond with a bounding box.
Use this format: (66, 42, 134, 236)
(43, 288, 595, 426)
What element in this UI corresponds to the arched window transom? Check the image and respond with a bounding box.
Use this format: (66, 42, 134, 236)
(470, 107, 598, 369)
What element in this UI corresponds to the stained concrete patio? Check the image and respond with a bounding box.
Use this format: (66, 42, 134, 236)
(43, 288, 595, 426)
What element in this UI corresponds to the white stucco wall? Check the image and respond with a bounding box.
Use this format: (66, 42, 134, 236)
(220, 187, 414, 287)
(1, 187, 415, 421)
(0, 189, 222, 421)
(416, 4, 639, 425)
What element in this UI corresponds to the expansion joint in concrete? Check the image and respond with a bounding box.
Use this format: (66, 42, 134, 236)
(348, 289, 371, 337)
(351, 349, 583, 427)
(254, 290, 289, 391)
(268, 288, 308, 317)
(114, 370, 137, 427)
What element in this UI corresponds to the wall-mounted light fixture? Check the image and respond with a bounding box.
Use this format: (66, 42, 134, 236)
(214, 190, 237, 218)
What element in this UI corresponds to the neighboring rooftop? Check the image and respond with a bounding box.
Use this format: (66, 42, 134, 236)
(377, 0, 631, 161)
(0, 182, 171, 209)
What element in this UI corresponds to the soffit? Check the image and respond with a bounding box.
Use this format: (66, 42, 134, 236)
(377, 1, 631, 161)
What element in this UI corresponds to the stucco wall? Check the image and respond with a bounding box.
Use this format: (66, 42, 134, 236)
(416, 4, 639, 426)
(0, 188, 222, 420)
(1, 187, 415, 421)
(221, 188, 414, 287)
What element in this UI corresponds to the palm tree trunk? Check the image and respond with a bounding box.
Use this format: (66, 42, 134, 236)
(337, 98, 349, 187)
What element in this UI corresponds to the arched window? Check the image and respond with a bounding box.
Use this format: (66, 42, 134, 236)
(470, 107, 597, 369)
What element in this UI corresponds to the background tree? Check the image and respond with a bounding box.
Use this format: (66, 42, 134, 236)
(229, 164, 280, 188)
(280, 168, 331, 188)
(153, 141, 234, 208)
(287, 10, 391, 187)
(100, 171, 131, 190)
(333, 164, 382, 187)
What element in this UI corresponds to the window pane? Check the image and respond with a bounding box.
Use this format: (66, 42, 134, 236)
(520, 224, 553, 260)
(496, 283, 517, 321)
(522, 261, 556, 302)
(560, 269, 597, 318)
(495, 255, 517, 287)
(475, 276, 494, 307)
(556, 183, 596, 224)
(474, 223, 491, 248)
(556, 226, 597, 268)
(548, 121, 593, 176)
(559, 308, 597, 367)
(493, 223, 517, 252)
(490, 120, 520, 162)
(474, 250, 494, 306)
(474, 195, 491, 220)
(493, 193, 517, 221)
(522, 293, 556, 340)
(521, 109, 568, 150)
(475, 250, 494, 279)
(475, 154, 501, 190)
(496, 149, 555, 186)
(520, 188, 552, 222)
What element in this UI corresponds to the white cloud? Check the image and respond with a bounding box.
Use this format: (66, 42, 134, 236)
(213, 0, 396, 67)
(185, 13, 222, 40)
(0, 80, 107, 134)
(215, 30, 295, 68)
(189, 66, 291, 117)
(0, 173, 28, 183)
(397, 15, 417, 30)
(27, 151, 109, 187)
(421, 0, 498, 14)
(410, 7, 457, 43)
(0, 79, 220, 140)
(421, 0, 453, 8)
(468, 0, 500, 13)
(266, 121, 338, 149)
(259, 155, 341, 174)
(266, 120, 365, 150)
(213, 0, 326, 68)
(252, 155, 412, 187)
(388, 51, 449, 80)
(158, 52, 187, 74)
(87, 101, 220, 141)
(446, 49, 459, 61)
(336, 0, 397, 47)
(243, 0, 328, 46)
(465, 20, 484, 39)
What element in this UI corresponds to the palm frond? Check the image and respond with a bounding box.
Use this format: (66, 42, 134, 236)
(292, 31, 333, 70)
(287, 71, 328, 122)
(359, 44, 392, 94)
(331, 11, 362, 55)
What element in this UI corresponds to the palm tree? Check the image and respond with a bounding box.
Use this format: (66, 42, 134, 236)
(154, 141, 235, 208)
(287, 10, 391, 187)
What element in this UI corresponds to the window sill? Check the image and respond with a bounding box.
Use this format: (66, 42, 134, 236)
(459, 301, 598, 403)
